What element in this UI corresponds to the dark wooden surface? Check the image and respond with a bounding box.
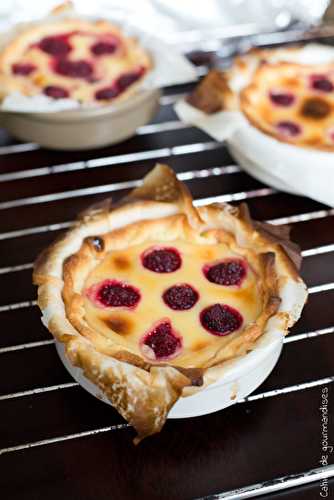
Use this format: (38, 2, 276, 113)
(0, 52, 333, 500)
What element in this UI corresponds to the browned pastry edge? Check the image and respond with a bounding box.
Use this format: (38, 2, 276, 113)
(187, 69, 237, 114)
(237, 203, 302, 273)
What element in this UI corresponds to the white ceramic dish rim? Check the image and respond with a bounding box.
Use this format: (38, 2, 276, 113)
(1, 88, 161, 122)
(56, 327, 283, 418)
(226, 119, 334, 207)
(174, 98, 334, 207)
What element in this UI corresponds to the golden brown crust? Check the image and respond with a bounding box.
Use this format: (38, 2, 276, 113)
(237, 203, 302, 275)
(65, 336, 191, 443)
(33, 164, 307, 442)
(187, 69, 237, 113)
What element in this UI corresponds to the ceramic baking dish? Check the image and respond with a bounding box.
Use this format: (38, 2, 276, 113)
(0, 88, 161, 150)
(56, 328, 283, 419)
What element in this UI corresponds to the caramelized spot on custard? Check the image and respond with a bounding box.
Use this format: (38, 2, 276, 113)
(305, 135, 323, 146)
(301, 97, 330, 120)
(192, 340, 210, 352)
(113, 255, 131, 270)
(104, 315, 134, 335)
(198, 248, 216, 261)
(236, 59, 247, 70)
(231, 286, 258, 309)
(283, 77, 300, 89)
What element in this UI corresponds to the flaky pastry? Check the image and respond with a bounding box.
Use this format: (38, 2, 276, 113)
(0, 7, 151, 104)
(188, 45, 334, 150)
(33, 164, 307, 442)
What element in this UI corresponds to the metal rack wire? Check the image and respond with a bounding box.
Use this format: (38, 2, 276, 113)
(0, 26, 333, 500)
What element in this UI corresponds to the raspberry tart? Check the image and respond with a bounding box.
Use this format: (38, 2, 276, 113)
(188, 45, 334, 150)
(34, 165, 307, 442)
(0, 16, 151, 104)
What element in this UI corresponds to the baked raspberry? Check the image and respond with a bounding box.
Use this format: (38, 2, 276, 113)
(203, 259, 247, 287)
(276, 121, 301, 137)
(38, 35, 72, 56)
(54, 59, 93, 79)
(95, 85, 120, 100)
(86, 279, 140, 308)
(327, 127, 334, 143)
(142, 247, 182, 273)
(117, 68, 145, 91)
(12, 63, 36, 75)
(95, 68, 145, 100)
(43, 85, 69, 99)
(141, 320, 182, 360)
(310, 74, 334, 93)
(269, 90, 295, 107)
(200, 304, 243, 336)
(91, 40, 118, 56)
(163, 284, 199, 310)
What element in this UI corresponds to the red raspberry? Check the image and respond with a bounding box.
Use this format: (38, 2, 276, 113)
(86, 280, 140, 309)
(203, 259, 247, 287)
(141, 320, 182, 360)
(200, 304, 243, 336)
(142, 247, 182, 273)
(39, 35, 71, 56)
(12, 63, 36, 75)
(163, 284, 199, 310)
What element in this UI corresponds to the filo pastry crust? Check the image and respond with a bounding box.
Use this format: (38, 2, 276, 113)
(34, 164, 307, 442)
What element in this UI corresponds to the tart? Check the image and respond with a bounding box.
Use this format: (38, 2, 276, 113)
(33, 164, 307, 442)
(188, 45, 334, 150)
(0, 12, 151, 104)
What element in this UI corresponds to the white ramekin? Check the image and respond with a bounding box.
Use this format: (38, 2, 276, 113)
(227, 123, 334, 207)
(56, 328, 283, 419)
